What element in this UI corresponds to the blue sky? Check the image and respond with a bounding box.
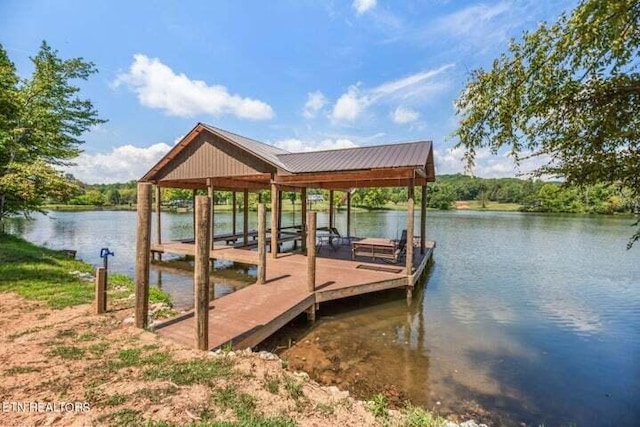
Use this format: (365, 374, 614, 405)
(0, 0, 576, 183)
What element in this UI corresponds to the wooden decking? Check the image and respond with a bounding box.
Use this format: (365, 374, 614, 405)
(153, 240, 435, 350)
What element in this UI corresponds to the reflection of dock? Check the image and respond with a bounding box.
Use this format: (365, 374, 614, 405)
(153, 242, 434, 350)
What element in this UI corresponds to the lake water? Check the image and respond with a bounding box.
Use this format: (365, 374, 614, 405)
(5, 209, 640, 426)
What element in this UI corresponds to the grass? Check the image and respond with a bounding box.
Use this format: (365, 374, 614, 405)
(143, 358, 234, 386)
(404, 404, 447, 427)
(50, 345, 86, 360)
(0, 233, 95, 308)
(0, 233, 173, 309)
(262, 373, 281, 394)
(366, 393, 389, 419)
(454, 200, 522, 211)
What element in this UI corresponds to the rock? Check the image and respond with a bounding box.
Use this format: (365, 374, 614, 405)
(122, 317, 135, 326)
(293, 371, 310, 381)
(326, 385, 349, 400)
(461, 421, 480, 427)
(445, 422, 459, 427)
(258, 351, 278, 361)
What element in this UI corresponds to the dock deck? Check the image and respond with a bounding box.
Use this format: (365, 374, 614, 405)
(153, 241, 434, 350)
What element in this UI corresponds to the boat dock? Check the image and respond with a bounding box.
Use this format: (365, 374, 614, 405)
(152, 241, 434, 350)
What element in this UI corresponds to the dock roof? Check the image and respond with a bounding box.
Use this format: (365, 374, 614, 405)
(141, 123, 435, 190)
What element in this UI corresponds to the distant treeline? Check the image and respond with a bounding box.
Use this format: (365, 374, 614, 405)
(53, 174, 637, 215)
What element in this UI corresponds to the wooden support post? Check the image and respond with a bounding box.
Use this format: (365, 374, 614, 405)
(258, 192, 262, 204)
(135, 182, 152, 329)
(420, 185, 427, 255)
(306, 304, 316, 323)
(207, 180, 214, 244)
(346, 191, 352, 239)
(95, 267, 106, 314)
(329, 190, 334, 229)
(194, 196, 211, 351)
(277, 189, 283, 232)
(306, 211, 317, 293)
(301, 187, 307, 251)
(155, 186, 162, 245)
(406, 181, 415, 276)
(232, 191, 237, 236)
(243, 189, 249, 246)
(270, 183, 278, 257)
(192, 189, 197, 238)
(257, 203, 267, 284)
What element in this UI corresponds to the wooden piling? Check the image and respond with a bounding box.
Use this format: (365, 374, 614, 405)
(155, 186, 162, 261)
(194, 195, 211, 351)
(406, 182, 415, 276)
(306, 211, 317, 292)
(257, 203, 266, 284)
(207, 180, 214, 244)
(135, 182, 152, 329)
(95, 267, 106, 314)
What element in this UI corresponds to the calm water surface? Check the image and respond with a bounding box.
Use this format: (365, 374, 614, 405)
(5, 209, 640, 426)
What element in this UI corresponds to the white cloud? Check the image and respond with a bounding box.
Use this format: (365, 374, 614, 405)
(330, 64, 453, 123)
(353, 0, 377, 15)
(114, 54, 274, 120)
(303, 91, 328, 119)
(331, 85, 366, 122)
(391, 106, 420, 124)
(274, 138, 358, 152)
(64, 143, 171, 184)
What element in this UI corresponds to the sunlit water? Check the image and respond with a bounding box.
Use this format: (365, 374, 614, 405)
(5, 210, 640, 426)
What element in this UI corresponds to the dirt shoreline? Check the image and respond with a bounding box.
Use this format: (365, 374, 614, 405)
(0, 292, 431, 426)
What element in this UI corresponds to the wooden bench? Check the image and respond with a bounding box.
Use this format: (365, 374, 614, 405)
(351, 238, 400, 262)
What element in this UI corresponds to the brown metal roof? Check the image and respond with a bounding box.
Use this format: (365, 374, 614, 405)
(277, 140, 432, 173)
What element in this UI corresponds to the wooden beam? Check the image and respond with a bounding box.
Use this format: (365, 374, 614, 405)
(421, 185, 427, 255)
(257, 203, 266, 284)
(243, 189, 249, 246)
(301, 187, 307, 251)
(297, 177, 429, 190)
(307, 211, 317, 292)
(194, 195, 211, 351)
(270, 183, 278, 257)
(277, 189, 283, 232)
(347, 191, 352, 239)
(329, 190, 334, 229)
(274, 167, 414, 185)
(192, 189, 197, 238)
(406, 180, 415, 276)
(135, 182, 152, 329)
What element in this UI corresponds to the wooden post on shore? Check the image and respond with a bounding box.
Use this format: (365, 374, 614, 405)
(95, 267, 106, 314)
(329, 190, 334, 229)
(270, 183, 278, 257)
(194, 195, 211, 351)
(135, 182, 152, 329)
(257, 203, 266, 284)
(243, 189, 249, 246)
(301, 187, 307, 251)
(306, 211, 317, 293)
(347, 191, 352, 240)
(406, 181, 415, 277)
(420, 185, 427, 255)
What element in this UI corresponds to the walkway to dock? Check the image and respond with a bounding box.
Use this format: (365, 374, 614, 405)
(154, 241, 434, 350)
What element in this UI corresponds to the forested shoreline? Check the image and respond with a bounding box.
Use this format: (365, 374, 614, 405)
(48, 173, 637, 216)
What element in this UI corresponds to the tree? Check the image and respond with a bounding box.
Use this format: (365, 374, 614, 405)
(0, 42, 105, 230)
(454, 0, 640, 247)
